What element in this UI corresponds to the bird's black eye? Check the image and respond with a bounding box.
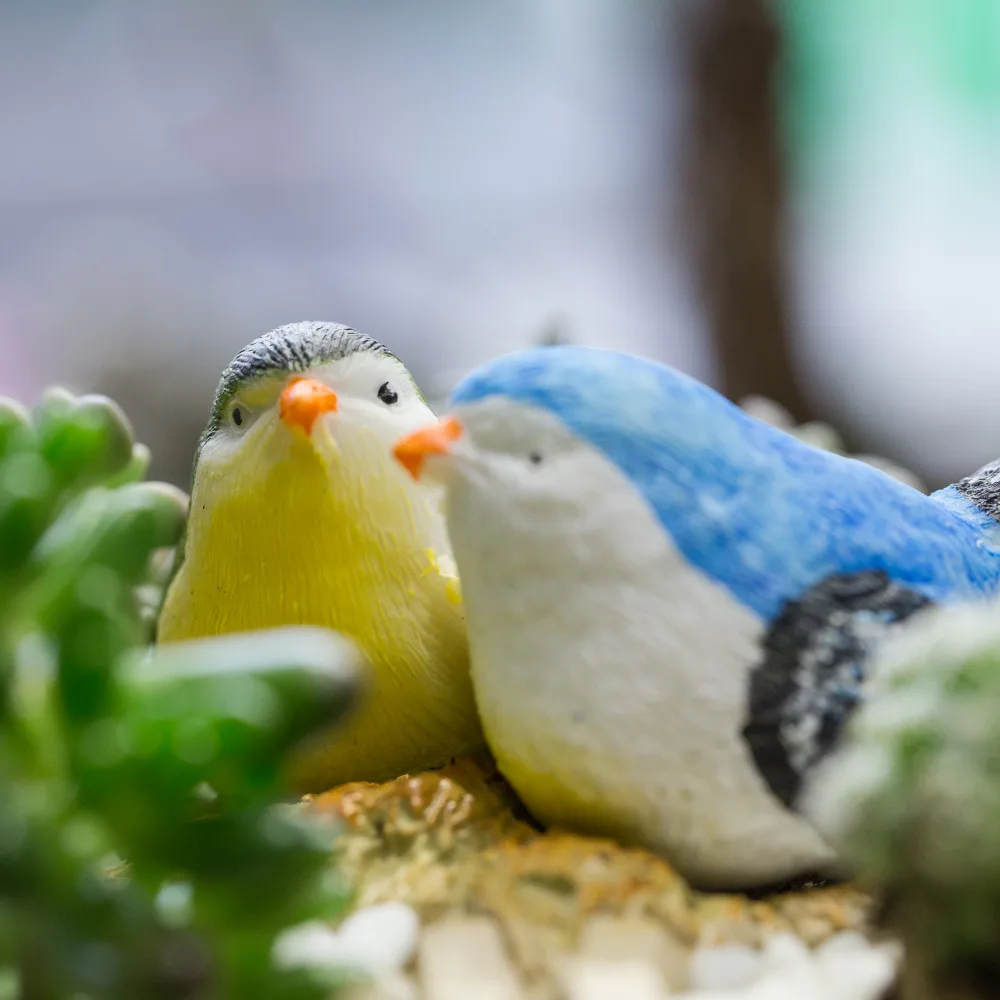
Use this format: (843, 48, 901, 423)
(528, 451, 543, 465)
(378, 382, 399, 405)
(232, 407, 243, 427)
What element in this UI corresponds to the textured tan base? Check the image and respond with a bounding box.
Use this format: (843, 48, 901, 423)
(307, 757, 877, 999)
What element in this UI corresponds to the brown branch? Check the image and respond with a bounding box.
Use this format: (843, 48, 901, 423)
(678, 0, 815, 423)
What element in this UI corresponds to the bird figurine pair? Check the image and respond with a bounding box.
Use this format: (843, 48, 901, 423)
(159, 321, 1000, 890)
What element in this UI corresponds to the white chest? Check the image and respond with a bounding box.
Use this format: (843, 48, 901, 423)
(445, 447, 836, 888)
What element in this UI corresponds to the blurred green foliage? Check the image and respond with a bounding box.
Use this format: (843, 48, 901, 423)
(0, 389, 360, 999)
(810, 602, 1000, 998)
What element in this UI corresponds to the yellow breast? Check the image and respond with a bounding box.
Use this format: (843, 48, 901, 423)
(158, 431, 481, 789)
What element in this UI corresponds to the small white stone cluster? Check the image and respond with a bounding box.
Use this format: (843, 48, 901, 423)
(681, 932, 899, 1000)
(271, 902, 899, 1000)
(273, 901, 420, 999)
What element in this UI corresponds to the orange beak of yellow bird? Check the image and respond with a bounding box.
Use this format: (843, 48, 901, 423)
(393, 415, 463, 481)
(279, 377, 339, 435)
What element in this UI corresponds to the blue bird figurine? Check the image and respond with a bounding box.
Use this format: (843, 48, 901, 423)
(392, 345, 1000, 890)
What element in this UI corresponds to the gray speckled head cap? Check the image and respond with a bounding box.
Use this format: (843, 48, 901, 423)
(202, 321, 396, 444)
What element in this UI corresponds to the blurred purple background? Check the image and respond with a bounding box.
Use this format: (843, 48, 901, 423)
(2, 1, 999, 488)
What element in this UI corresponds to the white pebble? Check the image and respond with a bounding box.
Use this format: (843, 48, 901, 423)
(688, 944, 763, 991)
(273, 921, 341, 970)
(814, 932, 872, 958)
(337, 902, 421, 971)
(675, 934, 899, 1000)
(562, 959, 667, 1000)
(815, 938, 900, 1000)
(759, 933, 811, 974)
(272, 903, 420, 974)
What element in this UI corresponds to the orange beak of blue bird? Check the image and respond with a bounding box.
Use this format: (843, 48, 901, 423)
(393, 416, 463, 481)
(279, 377, 339, 435)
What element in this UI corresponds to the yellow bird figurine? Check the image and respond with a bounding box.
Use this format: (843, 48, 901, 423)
(158, 321, 482, 790)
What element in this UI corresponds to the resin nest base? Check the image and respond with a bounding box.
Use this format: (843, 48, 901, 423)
(306, 757, 886, 999)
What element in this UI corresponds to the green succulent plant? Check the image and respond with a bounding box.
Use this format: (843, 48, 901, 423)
(0, 388, 361, 999)
(807, 601, 1000, 1000)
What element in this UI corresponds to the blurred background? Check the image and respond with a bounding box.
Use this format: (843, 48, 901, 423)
(1, 0, 999, 488)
